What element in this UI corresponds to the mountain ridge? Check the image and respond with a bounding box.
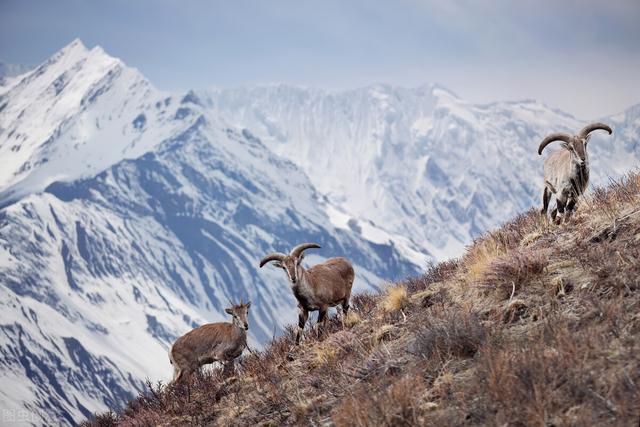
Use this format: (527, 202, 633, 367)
(199, 82, 640, 262)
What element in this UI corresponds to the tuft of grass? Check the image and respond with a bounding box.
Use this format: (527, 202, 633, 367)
(372, 324, 398, 345)
(410, 287, 448, 308)
(381, 285, 408, 313)
(310, 343, 339, 368)
(343, 310, 361, 327)
(332, 375, 424, 427)
(409, 309, 487, 360)
(462, 237, 506, 284)
(405, 259, 458, 293)
(520, 230, 543, 247)
(479, 247, 549, 300)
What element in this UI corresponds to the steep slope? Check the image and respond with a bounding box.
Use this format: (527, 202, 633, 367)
(100, 172, 640, 426)
(201, 85, 640, 261)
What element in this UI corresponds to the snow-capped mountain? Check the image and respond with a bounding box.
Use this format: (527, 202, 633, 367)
(0, 41, 417, 424)
(0, 39, 189, 206)
(200, 85, 640, 261)
(0, 62, 32, 87)
(1, 39, 638, 425)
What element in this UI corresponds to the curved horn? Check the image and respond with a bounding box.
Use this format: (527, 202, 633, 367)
(290, 243, 321, 258)
(538, 132, 573, 155)
(577, 122, 612, 139)
(259, 252, 287, 268)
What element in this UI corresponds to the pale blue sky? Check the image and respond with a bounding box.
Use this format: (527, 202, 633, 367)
(1, 0, 639, 118)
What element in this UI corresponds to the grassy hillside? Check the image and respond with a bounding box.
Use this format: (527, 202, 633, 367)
(88, 172, 640, 426)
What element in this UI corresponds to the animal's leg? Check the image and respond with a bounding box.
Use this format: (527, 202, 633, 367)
(555, 196, 566, 225)
(565, 197, 577, 222)
(541, 186, 551, 216)
(339, 296, 351, 327)
(174, 366, 193, 400)
(316, 307, 328, 338)
(342, 295, 351, 317)
(173, 360, 193, 384)
(295, 306, 309, 345)
(342, 298, 351, 320)
(222, 360, 235, 377)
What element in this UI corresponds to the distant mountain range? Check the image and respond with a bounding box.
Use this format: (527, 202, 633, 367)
(0, 39, 637, 424)
(199, 83, 639, 261)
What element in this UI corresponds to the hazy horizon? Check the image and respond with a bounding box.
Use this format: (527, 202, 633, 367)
(2, 0, 639, 119)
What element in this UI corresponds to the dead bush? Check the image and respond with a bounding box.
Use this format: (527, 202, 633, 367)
(349, 348, 403, 381)
(351, 292, 378, 316)
(479, 247, 549, 299)
(410, 287, 449, 309)
(405, 259, 459, 293)
(467, 317, 640, 425)
(332, 376, 424, 427)
(82, 411, 118, 427)
(408, 309, 486, 360)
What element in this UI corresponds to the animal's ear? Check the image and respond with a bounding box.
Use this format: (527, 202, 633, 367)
(584, 135, 592, 145)
(273, 261, 283, 268)
(296, 254, 305, 265)
(225, 308, 233, 315)
(561, 142, 571, 150)
(246, 301, 251, 309)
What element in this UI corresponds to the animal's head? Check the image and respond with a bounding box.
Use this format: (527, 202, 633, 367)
(225, 300, 251, 330)
(259, 243, 321, 284)
(538, 122, 612, 165)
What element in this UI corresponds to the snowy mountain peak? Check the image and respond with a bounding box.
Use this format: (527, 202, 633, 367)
(0, 40, 166, 205)
(50, 38, 90, 61)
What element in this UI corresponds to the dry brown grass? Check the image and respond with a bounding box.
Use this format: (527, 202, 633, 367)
(343, 311, 362, 327)
(478, 246, 550, 299)
(332, 375, 425, 427)
(84, 172, 640, 427)
(381, 284, 408, 313)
